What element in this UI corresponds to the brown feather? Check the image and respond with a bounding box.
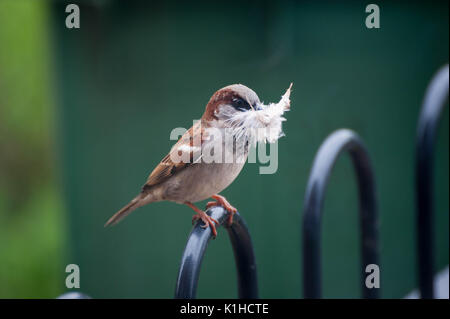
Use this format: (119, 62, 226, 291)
(142, 121, 208, 190)
(104, 194, 143, 227)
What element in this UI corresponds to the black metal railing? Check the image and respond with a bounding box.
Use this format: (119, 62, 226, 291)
(57, 292, 91, 299)
(415, 64, 449, 299)
(174, 206, 258, 299)
(302, 129, 380, 298)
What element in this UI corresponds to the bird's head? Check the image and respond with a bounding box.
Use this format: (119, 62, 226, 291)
(201, 83, 292, 144)
(202, 84, 262, 123)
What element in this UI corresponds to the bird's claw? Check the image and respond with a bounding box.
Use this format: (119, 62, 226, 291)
(206, 196, 237, 226)
(205, 201, 219, 210)
(192, 211, 219, 238)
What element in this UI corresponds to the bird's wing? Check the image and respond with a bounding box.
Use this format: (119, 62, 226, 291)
(142, 121, 206, 190)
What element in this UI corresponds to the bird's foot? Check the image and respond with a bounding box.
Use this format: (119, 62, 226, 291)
(206, 194, 237, 226)
(186, 202, 219, 238)
(191, 211, 219, 237)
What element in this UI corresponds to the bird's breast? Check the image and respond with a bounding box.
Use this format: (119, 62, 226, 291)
(161, 144, 248, 204)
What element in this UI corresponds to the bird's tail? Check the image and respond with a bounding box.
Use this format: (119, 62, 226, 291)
(104, 194, 145, 227)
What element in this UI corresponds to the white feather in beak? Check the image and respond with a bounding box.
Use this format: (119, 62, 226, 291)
(225, 83, 292, 145)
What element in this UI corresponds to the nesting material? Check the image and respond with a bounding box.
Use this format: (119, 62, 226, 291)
(226, 83, 292, 145)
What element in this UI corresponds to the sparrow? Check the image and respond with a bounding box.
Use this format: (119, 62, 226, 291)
(105, 83, 292, 237)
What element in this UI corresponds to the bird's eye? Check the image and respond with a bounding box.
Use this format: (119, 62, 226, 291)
(232, 97, 251, 112)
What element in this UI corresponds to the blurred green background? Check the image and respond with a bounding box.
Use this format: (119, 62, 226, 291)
(0, 0, 448, 298)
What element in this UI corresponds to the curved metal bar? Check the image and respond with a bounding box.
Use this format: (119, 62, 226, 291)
(302, 129, 379, 298)
(415, 65, 449, 299)
(57, 292, 92, 299)
(175, 206, 258, 299)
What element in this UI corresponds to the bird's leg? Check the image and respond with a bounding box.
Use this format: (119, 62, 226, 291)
(186, 202, 219, 237)
(205, 194, 237, 226)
